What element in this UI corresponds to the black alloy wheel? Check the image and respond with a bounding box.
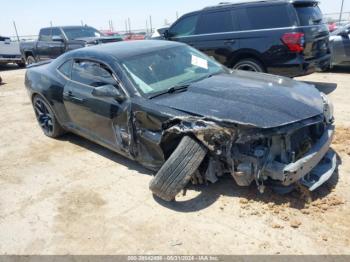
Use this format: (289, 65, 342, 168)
(33, 96, 65, 138)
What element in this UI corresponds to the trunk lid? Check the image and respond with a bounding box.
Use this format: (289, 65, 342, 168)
(293, 2, 330, 60)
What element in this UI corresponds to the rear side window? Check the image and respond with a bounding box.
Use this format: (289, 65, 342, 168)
(39, 28, 51, 41)
(52, 28, 63, 38)
(72, 60, 116, 87)
(58, 60, 72, 78)
(295, 5, 323, 25)
(196, 10, 235, 34)
(169, 14, 199, 37)
(239, 5, 292, 30)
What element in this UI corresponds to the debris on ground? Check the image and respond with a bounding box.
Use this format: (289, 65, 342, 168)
(170, 240, 183, 247)
(333, 126, 350, 156)
(290, 219, 302, 228)
(271, 223, 284, 229)
(238, 189, 345, 230)
(308, 195, 345, 213)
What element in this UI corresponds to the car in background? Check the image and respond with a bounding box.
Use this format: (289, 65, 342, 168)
(148, 27, 169, 40)
(123, 32, 146, 41)
(162, 0, 331, 77)
(328, 22, 337, 32)
(327, 23, 350, 69)
(25, 41, 336, 201)
(100, 30, 124, 41)
(328, 21, 349, 33)
(0, 36, 26, 68)
(20, 26, 123, 65)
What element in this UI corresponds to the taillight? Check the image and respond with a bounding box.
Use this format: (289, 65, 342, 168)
(281, 33, 305, 53)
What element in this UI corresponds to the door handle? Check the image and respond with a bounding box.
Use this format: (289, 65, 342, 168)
(66, 91, 84, 103)
(224, 39, 236, 45)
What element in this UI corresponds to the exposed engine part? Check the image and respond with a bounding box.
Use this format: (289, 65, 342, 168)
(232, 162, 254, 186)
(258, 184, 266, 194)
(163, 115, 335, 195)
(204, 158, 223, 184)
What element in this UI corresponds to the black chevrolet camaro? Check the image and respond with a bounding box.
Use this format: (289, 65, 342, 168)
(25, 40, 336, 201)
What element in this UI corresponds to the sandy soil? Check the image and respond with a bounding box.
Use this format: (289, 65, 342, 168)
(0, 66, 349, 255)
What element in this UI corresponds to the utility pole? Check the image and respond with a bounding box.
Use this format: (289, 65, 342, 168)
(81, 20, 84, 26)
(109, 20, 114, 31)
(146, 20, 149, 33)
(149, 15, 153, 33)
(13, 21, 20, 42)
(128, 17, 131, 33)
(125, 20, 128, 33)
(339, 0, 345, 23)
(50, 21, 53, 27)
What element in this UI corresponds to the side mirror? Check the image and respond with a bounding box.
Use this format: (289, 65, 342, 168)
(52, 36, 64, 42)
(92, 84, 125, 102)
(163, 29, 170, 39)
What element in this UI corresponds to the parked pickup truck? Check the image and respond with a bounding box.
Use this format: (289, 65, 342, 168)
(20, 26, 123, 65)
(0, 36, 26, 67)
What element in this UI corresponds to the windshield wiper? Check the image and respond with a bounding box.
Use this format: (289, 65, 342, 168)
(149, 84, 189, 99)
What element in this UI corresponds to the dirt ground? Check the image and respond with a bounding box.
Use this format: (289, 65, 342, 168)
(0, 65, 350, 255)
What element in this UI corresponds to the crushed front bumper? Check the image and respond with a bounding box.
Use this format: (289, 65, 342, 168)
(265, 125, 336, 191)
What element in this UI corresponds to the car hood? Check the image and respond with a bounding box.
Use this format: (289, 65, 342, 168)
(153, 71, 324, 129)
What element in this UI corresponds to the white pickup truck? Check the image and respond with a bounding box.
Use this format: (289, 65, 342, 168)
(0, 36, 25, 68)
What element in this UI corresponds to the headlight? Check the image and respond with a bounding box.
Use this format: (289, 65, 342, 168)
(320, 92, 334, 124)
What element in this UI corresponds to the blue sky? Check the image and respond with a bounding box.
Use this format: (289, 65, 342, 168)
(1, 0, 349, 36)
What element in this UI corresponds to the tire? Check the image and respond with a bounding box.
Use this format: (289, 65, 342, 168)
(26, 56, 36, 66)
(17, 62, 26, 68)
(233, 58, 265, 73)
(149, 136, 207, 201)
(32, 95, 65, 138)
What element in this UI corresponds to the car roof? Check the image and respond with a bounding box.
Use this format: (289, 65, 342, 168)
(203, 0, 318, 10)
(68, 40, 186, 61)
(40, 26, 95, 30)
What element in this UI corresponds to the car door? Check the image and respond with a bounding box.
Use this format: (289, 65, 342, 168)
(63, 59, 130, 152)
(192, 9, 240, 66)
(49, 28, 65, 59)
(36, 28, 52, 61)
(331, 27, 350, 65)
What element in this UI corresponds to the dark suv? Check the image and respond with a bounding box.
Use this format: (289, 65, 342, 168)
(163, 0, 330, 77)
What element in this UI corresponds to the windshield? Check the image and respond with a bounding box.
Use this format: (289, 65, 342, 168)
(121, 46, 226, 96)
(63, 27, 102, 40)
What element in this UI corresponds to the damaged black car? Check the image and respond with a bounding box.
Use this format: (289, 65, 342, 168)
(25, 40, 336, 201)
